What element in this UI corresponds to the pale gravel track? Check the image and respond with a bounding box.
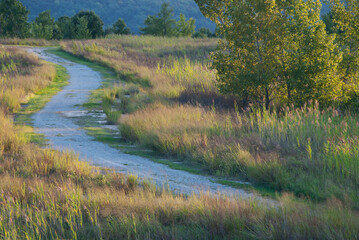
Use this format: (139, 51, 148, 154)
(29, 48, 261, 199)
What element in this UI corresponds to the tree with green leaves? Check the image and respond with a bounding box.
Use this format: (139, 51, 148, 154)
(193, 27, 214, 38)
(55, 16, 73, 39)
(74, 16, 91, 39)
(140, 3, 177, 37)
(176, 13, 195, 37)
(281, 1, 342, 106)
(195, 0, 342, 108)
(52, 22, 63, 40)
(322, 11, 337, 34)
(72, 11, 104, 39)
(195, 0, 288, 107)
(0, 0, 30, 38)
(31, 11, 55, 40)
(329, 0, 359, 103)
(111, 18, 131, 35)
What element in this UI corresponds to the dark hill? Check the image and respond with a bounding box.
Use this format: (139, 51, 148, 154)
(20, 0, 215, 33)
(19, 0, 331, 34)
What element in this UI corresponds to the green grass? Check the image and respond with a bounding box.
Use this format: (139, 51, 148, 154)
(16, 64, 69, 123)
(48, 48, 117, 87)
(15, 65, 69, 145)
(85, 127, 121, 145)
(15, 64, 69, 145)
(214, 180, 279, 199)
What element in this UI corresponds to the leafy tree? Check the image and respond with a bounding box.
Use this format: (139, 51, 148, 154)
(330, 0, 359, 101)
(281, 1, 342, 106)
(0, 0, 30, 38)
(322, 11, 337, 34)
(140, 3, 177, 36)
(176, 13, 195, 37)
(31, 11, 54, 40)
(72, 11, 104, 39)
(195, 0, 342, 108)
(74, 16, 91, 39)
(56, 16, 73, 39)
(193, 27, 214, 38)
(52, 22, 63, 39)
(195, 0, 287, 107)
(111, 18, 131, 35)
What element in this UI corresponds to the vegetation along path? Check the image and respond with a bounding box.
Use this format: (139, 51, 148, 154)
(30, 48, 257, 197)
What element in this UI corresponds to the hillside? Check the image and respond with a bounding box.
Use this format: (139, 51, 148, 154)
(20, 0, 215, 33)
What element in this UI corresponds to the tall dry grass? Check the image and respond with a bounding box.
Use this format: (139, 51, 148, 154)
(0, 46, 56, 113)
(3, 43, 359, 239)
(60, 37, 359, 205)
(0, 38, 58, 46)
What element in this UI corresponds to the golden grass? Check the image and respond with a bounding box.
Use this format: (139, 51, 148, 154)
(60, 36, 359, 205)
(0, 39, 358, 239)
(0, 38, 58, 46)
(0, 46, 56, 113)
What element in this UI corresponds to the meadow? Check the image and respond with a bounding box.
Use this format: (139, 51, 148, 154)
(0, 41, 358, 239)
(60, 36, 359, 207)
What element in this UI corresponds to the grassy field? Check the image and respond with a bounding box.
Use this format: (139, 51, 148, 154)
(1, 42, 359, 238)
(0, 38, 59, 47)
(60, 36, 359, 207)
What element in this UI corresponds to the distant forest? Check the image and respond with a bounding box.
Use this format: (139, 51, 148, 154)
(20, 0, 216, 33)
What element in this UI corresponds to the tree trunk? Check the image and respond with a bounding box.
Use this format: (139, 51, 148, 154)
(242, 92, 249, 108)
(287, 85, 291, 102)
(265, 87, 270, 110)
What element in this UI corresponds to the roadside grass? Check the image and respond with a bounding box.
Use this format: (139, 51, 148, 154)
(47, 48, 116, 86)
(85, 127, 122, 145)
(214, 180, 278, 199)
(15, 64, 69, 145)
(1, 46, 61, 144)
(83, 121, 276, 198)
(0, 38, 58, 46)
(0, 46, 55, 113)
(16, 64, 69, 125)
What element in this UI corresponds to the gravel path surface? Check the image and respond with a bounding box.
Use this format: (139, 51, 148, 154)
(30, 48, 257, 197)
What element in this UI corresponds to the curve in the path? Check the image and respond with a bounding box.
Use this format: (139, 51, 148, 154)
(30, 48, 255, 197)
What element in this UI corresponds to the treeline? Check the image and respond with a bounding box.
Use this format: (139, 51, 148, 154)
(196, 0, 359, 109)
(21, 0, 215, 34)
(0, 0, 216, 39)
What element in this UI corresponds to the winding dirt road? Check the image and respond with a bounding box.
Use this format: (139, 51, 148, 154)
(30, 48, 256, 197)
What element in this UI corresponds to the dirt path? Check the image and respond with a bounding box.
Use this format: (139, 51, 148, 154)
(30, 48, 258, 197)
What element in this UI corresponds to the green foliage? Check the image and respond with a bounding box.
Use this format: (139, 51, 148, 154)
(176, 13, 195, 37)
(31, 10, 54, 40)
(0, 0, 30, 38)
(195, 0, 343, 108)
(55, 16, 72, 39)
(140, 3, 178, 37)
(329, 0, 359, 107)
(72, 11, 104, 39)
(74, 16, 92, 40)
(140, 3, 198, 38)
(20, 0, 215, 34)
(48, 11, 103, 40)
(193, 27, 214, 38)
(322, 11, 337, 34)
(106, 18, 131, 35)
